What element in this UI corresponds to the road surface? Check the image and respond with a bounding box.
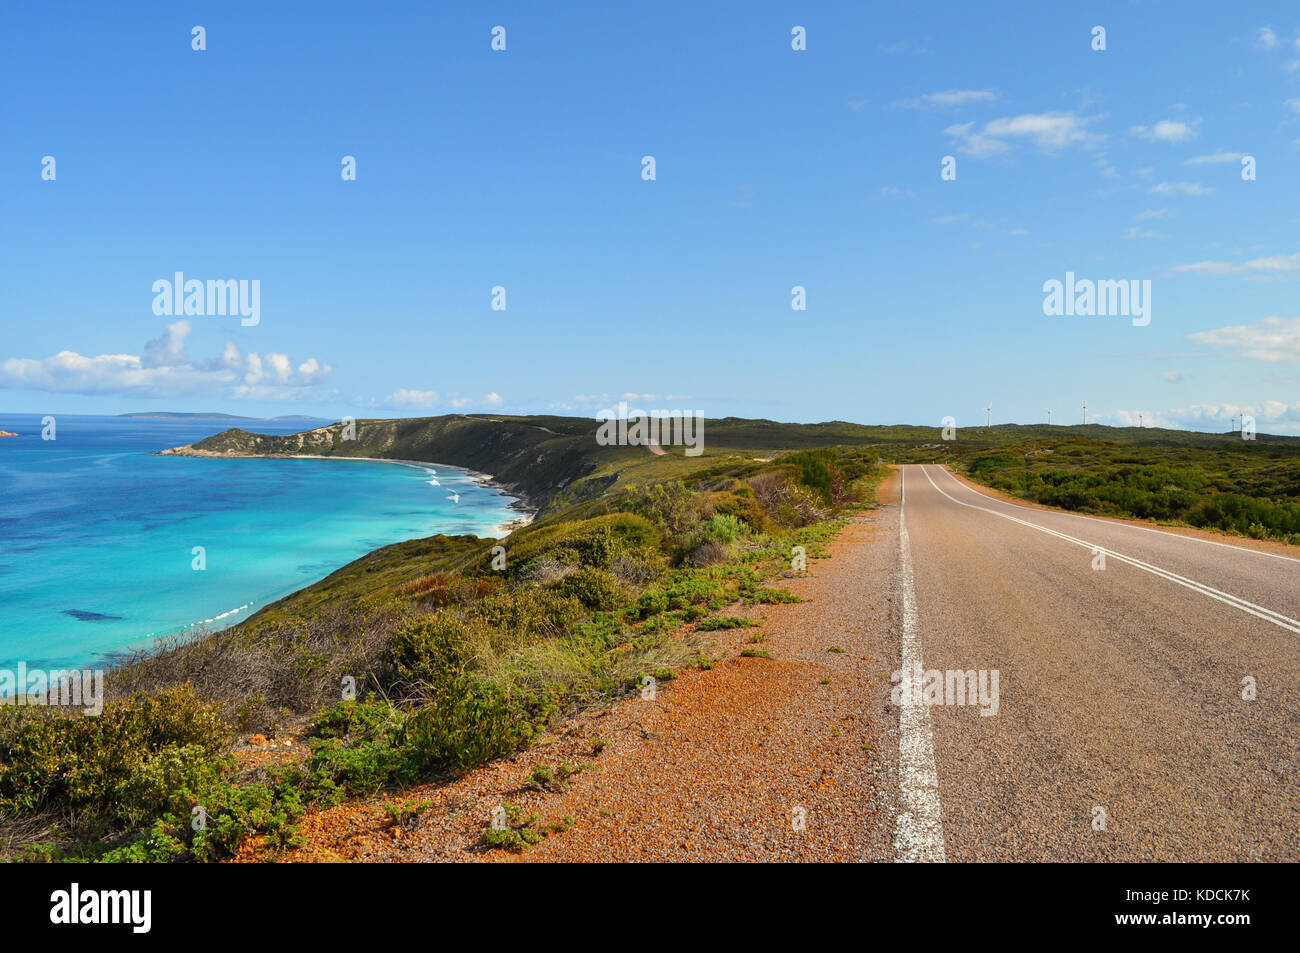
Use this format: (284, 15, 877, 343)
(893, 464, 1299, 861)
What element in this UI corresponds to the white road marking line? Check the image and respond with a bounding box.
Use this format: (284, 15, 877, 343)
(920, 466, 1300, 635)
(935, 464, 1300, 565)
(894, 467, 947, 862)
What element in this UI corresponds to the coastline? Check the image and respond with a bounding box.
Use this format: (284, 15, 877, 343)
(157, 449, 537, 537)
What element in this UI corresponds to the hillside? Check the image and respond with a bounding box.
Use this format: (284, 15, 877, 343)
(159, 414, 920, 513)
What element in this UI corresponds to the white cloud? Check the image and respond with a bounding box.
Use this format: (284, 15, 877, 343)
(387, 388, 440, 408)
(264, 353, 292, 382)
(0, 324, 331, 399)
(142, 320, 191, 367)
(931, 214, 968, 225)
(1112, 409, 1183, 429)
(1149, 181, 1214, 196)
(1184, 151, 1244, 165)
(1146, 402, 1300, 434)
(897, 88, 997, 109)
(1187, 316, 1300, 362)
(1286, 98, 1300, 115)
(297, 358, 329, 382)
(1130, 118, 1200, 143)
(944, 112, 1102, 158)
(387, 389, 505, 411)
(1256, 26, 1280, 50)
(1107, 402, 1300, 433)
(619, 392, 690, 403)
(1123, 227, 1165, 240)
(1172, 251, 1300, 276)
(1159, 371, 1183, 383)
(1135, 208, 1171, 221)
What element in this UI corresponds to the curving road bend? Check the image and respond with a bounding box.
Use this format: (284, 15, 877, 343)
(894, 464, 1299, 861)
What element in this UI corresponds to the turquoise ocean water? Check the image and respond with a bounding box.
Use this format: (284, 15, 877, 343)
(0, 414, 521, 672)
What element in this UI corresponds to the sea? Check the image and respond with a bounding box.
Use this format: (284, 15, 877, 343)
(0, 413, 522, 674)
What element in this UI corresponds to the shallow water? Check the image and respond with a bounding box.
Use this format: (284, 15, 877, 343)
(0, 414, 519, 672)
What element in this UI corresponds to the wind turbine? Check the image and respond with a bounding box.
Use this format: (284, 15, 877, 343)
(1082, 401, 1087, 425)
(1138, 413, 1144, 428)
(985, 403, 992, 427)
(1046, 409, 1053, 426)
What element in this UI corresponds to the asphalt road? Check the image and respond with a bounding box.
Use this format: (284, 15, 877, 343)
(894, 464, 1299, 861)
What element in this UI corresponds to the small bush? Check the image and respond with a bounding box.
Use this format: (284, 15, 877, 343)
(697, 616, 760, 631)
(685, 537, 727, 568)
(555, 568, 629, 611)
(704, 513, 749, 544)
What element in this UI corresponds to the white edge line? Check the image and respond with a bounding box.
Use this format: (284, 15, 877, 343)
(894, 465, 947, 862)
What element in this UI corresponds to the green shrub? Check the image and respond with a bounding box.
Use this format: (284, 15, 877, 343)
(707, 485, 768, 533)
(697, 616, 760, 631)
(402, 672, 528, 772)
(471, 588, 586, 640)
(621, 484, 704, 539)
(703, 513, 749, 544)
(555, 568, 629, 611)
(750, 587, 800, 604)
(310, 738, 418, 798)
(0, 685, 228, 823)
(388, 614, 475, 687)
(781, 449, 837, 502)
(505, 514, 661, 577)
(115, 743, 233, 827)
(307, 699, 419, 797)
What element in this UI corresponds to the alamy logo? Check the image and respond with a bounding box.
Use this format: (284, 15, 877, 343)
(0, 663, 104, 716)
(596, 401, 703, 457)
(50, 883, 151, 933)
(890, 663, 1000, 716)
(1042, 272, 1150, 327)
(152, 272, 260, 326)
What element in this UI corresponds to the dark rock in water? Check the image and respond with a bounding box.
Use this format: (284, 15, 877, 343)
(62, 609, 123, 622)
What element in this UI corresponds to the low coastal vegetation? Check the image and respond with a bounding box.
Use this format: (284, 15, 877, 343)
(955, 439, 1300, 543)
(1, 435, 881, 862)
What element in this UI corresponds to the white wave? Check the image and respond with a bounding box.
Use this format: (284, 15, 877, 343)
(185, 600, 255, 629)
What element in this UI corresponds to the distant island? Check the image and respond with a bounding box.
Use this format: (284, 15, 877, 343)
(120, 412, 330, 421)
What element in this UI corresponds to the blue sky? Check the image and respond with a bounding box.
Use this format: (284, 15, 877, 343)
(4, 1, 1300, 432)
